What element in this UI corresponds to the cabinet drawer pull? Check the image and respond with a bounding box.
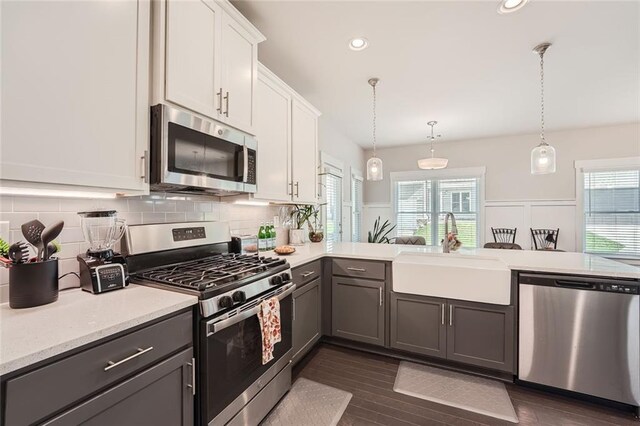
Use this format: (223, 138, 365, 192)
(186, 358, 196, 395)
(449, 305, 453, 326)
(104, 346, 154, 371)
(347, 267, 366, 272)
(300, 271, 315, 278)
(379, 287, 383, 306)
(216, 90, 223, 113)
(224, 91, 230, 117)
(441, 303, 445, 325)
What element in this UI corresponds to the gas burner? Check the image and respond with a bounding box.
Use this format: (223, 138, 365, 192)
(136, 253, 287, 291)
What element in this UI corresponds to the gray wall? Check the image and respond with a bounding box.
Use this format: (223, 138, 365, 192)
(364, 122, 640, 204)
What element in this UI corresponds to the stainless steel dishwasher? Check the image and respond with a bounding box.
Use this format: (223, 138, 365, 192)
(518, 273, 639, 410)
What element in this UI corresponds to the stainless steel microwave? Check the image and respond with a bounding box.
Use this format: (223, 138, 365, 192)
(150, 104, 256, 195)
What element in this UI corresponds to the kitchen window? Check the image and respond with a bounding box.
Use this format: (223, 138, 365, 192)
(578, 160, 640, 258)
(392, 169, 484, 247)
(351, 172, 363, 242)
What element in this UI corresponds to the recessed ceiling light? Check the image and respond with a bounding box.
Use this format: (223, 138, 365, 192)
(498, 0, 528, 14)
(349, 37, 369, 51)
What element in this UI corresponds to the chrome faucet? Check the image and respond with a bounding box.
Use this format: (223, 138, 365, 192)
(443, 212, 458, 253)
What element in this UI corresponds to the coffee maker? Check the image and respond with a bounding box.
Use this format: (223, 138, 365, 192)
(76, 210, 128, 294)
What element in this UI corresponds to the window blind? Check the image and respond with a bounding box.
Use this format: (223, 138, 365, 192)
(583, 169, 640, 257)
(325, 173, 342, 243)
(394, 177, 479, 247)
(351, 176, 363, 242)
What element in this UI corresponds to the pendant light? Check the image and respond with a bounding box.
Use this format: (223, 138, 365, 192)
(531, 42, 556, 175)
(366, 78, 383, 181)
(418, 121, 448, 170)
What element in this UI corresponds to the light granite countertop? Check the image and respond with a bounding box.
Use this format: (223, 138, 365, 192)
(270, 242, 640, 279)
(0, 285, 198, 376)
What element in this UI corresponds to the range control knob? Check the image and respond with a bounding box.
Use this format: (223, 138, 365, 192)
(232, 291, 246, 303)
(218, 295, 234, 309)
(270, 275, 283, 286)
(280, 272, 291, 283)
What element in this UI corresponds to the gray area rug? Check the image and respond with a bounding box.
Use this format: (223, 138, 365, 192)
(262, 377, 352, 426)
(393, 361, 519, 423)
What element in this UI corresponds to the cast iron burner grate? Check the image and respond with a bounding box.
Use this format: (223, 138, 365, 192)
(136, 253, 286, 291)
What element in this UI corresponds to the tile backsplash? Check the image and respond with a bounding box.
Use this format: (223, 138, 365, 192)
(0, 194, 281, 301)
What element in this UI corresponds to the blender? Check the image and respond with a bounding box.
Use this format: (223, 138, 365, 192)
(76, 210, 129, 294)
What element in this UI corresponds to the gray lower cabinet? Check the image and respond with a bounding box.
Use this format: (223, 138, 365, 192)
(3, 310, 194, 426)
(447, 300, 515, 373)
(332, 276, 385, 346)
(390, 293, 515, 373)
(390, 293, 447, 359)
(44, 348, 194, 426)
(292, 276, 321, 363)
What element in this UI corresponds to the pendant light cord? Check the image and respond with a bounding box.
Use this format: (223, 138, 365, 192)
(372, 82, 377, 157)
(539, 50, 546, 145)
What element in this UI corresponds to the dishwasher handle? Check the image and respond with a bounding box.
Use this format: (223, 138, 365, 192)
(555, 280, 596, 290)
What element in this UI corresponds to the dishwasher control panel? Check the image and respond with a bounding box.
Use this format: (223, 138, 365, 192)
(599, 283, 639, 294)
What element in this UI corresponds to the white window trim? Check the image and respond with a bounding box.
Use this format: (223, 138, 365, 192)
(351, 168, 364, 242)
(574, 156, 640, 258)
(390, 167, 486, 247)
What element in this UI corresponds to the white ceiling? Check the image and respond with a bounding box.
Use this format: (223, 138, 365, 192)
(233, 0, 639, 149)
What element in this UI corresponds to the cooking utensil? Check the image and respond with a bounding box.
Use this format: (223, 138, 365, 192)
(46, 242, 60, 259)
(8, 241, 30, 264)
(41, 221, 64, 260)
(21, 219, 45, 260)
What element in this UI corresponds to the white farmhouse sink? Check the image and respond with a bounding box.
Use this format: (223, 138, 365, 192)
(392, 252, 511, 305)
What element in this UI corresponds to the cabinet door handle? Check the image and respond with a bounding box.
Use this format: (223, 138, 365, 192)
(289, 181, 294, 196)
(140, 150, 148, 182)
(224, 91, 230, 117)
(441, 303, 445, 325)
(449, 305, 453, 326)
(347, 267, 366, 272)
(379, 287, 383, 306)
(104, 346, 154, 371)
(301, 271, 315, 278)
(293, 298, 296, 321)
(216, 90, 223, 113)
(186, 357, 196, 395)
(294, 181, 299, 197)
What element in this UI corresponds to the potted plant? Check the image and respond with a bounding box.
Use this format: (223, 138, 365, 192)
(289, 204, 312, 245)
(367, 216, 396, 244)
(307, 205, 324, 243)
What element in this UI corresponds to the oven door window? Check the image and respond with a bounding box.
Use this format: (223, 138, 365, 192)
(168, 122, 243, 182)
(202, 296, 292, 422)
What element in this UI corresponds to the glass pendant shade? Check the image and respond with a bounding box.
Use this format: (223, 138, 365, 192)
(530, 143, 556, 174)
(367, 156, 383, 181)
(418, 157, 448, 170)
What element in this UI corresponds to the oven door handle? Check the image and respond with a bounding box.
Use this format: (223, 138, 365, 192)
(207, 284, 296, 335)
(242, 144, 249, 183)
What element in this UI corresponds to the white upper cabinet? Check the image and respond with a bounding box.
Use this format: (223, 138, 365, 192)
(253, 64, 320, 204)
(165, 0, 221, 118)
(254, 66, 292, 202)
(153, 0, 264, 135)
(1, 0, 150, 194)
(291, 99, 320, 204)
(220, 12, 258, 134)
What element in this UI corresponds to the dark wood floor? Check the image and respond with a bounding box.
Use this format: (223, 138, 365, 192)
(292, 343, 639, 426)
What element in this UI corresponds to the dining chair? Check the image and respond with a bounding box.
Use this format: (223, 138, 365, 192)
(394, 236, 426, 245)
(483, 242, 523, 250)
(491, 227, 517, 244)
(530, 228, 559, 250)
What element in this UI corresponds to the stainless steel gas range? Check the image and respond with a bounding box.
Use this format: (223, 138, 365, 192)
(122, 221, 294, 426)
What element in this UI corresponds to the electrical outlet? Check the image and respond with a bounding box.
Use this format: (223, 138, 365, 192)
(273, 216, 280, 228)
